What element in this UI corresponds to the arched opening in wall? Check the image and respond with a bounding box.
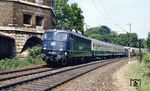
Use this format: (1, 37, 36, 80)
(21, 37, 42, 56)
(0, 36, 15, 60)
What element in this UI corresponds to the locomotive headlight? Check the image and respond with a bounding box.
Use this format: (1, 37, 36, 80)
(60, 48, 63, 51)
(51, 41, 56, 46)
(43, 44, 47, 50)
(43, 47, 46, 50)
(64, 52, 67, 55)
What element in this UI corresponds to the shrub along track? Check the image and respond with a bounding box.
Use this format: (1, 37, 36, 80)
(0, 57, 127, 91)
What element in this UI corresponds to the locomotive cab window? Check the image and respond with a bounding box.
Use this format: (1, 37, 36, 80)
(69, 34, 73, 42)
(54, 32, 68, 41)
(43, 32, 54, 40)
(43, 32, 68, 42)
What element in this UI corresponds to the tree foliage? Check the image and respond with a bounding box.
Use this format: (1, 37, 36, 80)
(116, 33, 138, 47)
(55, 0, 84, 33)
(85, 26, 112, 42)
(147, 32, 150, 51)
(85, 26, 143, 48)
(109, 31, 118, 43)
(138, 38, 147, 48)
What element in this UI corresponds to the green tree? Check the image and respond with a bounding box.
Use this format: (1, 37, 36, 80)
(130, 33, 138, 47)
(55, 0, 70, 28)
(55, 0, 84, 33)
(109, 31, 118, 43)
(85, 26, 139, 47)
(85, 26, 112, 42)
(116, 33, 138, 47)
(138, 38, 146, 48)
(69, 3, 84, 31)
(116, 34, 129, 46)
(147, 33, 150, 51)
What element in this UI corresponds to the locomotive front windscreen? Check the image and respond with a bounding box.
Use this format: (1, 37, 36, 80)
(54, 32, 68, 41)
(43, 32, 54, 40)
(44, 32, 68, 42)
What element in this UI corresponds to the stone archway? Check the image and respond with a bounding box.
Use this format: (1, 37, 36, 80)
(20, 36, 42, 57)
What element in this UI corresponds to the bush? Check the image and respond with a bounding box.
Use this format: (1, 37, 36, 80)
(143, 53, 150, 67)
(26, 45, 44, 65)
(0, 46, 45, 71)
(137, 52, 145, 61)
(0, 58, 30, 71)
(28, 45, 41, 58)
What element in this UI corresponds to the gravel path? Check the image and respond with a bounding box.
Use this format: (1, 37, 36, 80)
(113, 61, 136, 91)
(52, 59, 136, 91)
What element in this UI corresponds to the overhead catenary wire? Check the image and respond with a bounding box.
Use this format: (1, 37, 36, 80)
(90, 0, 114, 29)
(91, 0, 130, 34)
(115, 24, 128, 32)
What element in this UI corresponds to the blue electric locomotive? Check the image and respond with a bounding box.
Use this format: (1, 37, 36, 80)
(41, 29, 91, 65)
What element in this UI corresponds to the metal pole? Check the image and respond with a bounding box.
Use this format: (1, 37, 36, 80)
(138, 39, 142, 62)
(83, 23, 89, 34)
(128, 23, 131, 63)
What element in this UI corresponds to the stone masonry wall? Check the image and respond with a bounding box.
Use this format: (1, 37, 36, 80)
(14, 2, 53, 29)
(0, 0, 55, 57)
(1, 30, 42, 54)
(0, 0, 55, 29)
(0, 2, 14, 26)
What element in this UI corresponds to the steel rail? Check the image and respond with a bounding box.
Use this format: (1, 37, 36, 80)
(0, 58, 126, 90)
(0, 68, 57, 82)
(0, 64, 46, 75)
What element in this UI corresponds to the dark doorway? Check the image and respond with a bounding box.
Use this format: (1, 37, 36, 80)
(0, 36, 15, 59)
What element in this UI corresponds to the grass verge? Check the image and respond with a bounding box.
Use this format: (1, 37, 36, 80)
(128, 61, 150, 91)
(0, 57, 45, 71)
(0, 46, 45, 71)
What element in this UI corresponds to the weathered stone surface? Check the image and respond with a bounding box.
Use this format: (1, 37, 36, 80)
(0, 0, 54, 57)
(0, 0, 55, 30)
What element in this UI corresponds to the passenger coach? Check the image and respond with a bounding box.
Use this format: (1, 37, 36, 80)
(91, 39, 125, 59)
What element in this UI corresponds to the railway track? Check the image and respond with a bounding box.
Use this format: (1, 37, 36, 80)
(0, 65, 57, 82)
(0, 58, 127, 91)
(0, 64, 46, 75)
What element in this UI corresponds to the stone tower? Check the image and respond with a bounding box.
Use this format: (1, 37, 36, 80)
(0, 0, 55, 31)
(0, 0, 55, 58)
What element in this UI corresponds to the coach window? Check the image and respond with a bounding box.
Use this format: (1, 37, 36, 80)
(94, 44, 96, 50)
(36, 16, 43, 26)
(23, 14, 32, 25)
(111, 47, 113, 51)
(98, 45, 100, 50)
(96, 45, 98, 50)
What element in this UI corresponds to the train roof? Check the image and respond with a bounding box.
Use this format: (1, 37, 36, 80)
(90, 38, 124, 48)
(91, 38, 112, 46)
(45, 29, 91, 40)
(124, 46, 148, 51)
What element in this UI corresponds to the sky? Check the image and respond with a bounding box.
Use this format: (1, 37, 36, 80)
(68, 0, 150, 39)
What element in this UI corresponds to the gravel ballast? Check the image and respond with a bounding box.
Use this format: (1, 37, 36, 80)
(52, 59, 136, 91)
